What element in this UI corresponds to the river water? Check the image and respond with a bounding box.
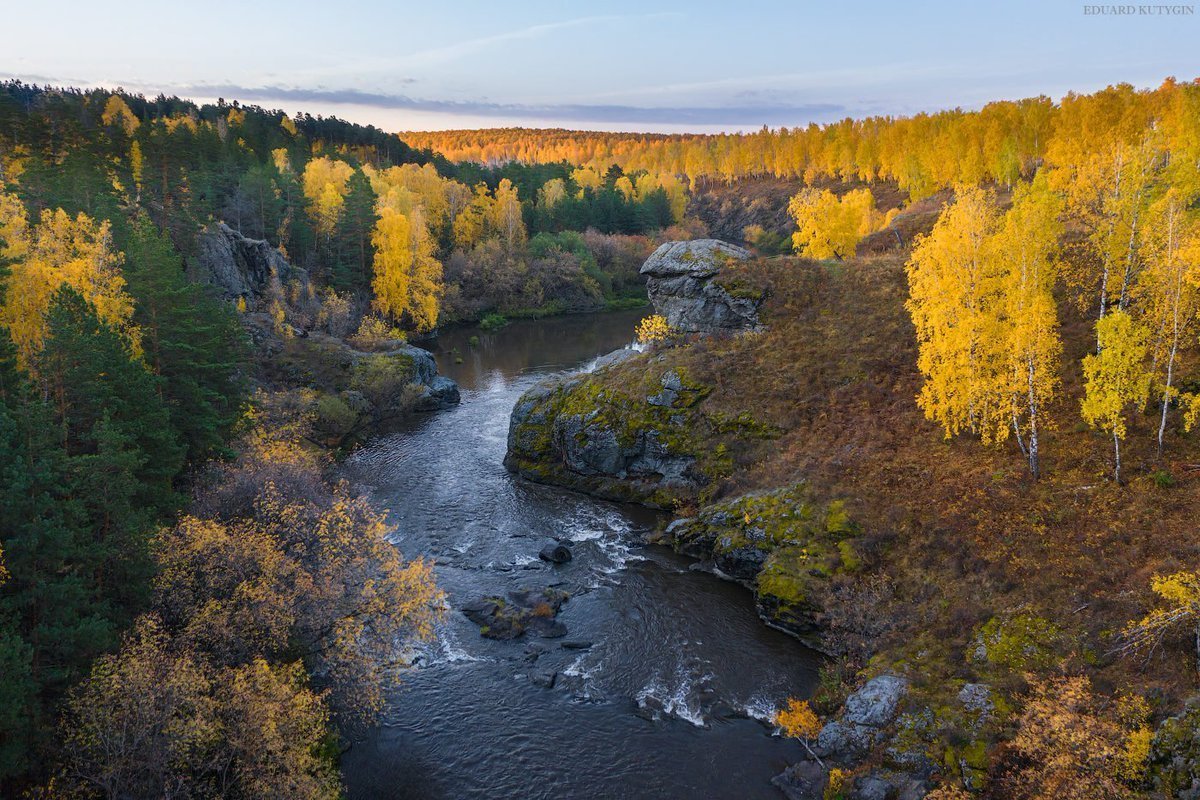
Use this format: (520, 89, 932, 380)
(341, 308, 821, 800)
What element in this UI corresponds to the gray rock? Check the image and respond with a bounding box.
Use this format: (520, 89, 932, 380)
(640, 239, 762, 334)
(816, 720, 876, 761)
(849, 771, 931, 800)
(851, 774, 894, 800)
(957, 682, 993, 717)
(844, 675, 909, 728)
(529, 670, 557, 689)
(189, 222, 309, 309)
(771, 760, 829, 800)
(538, 542, 573, 564)
(589, 347, 639, 371)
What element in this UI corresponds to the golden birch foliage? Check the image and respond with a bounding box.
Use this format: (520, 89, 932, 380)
(788, 187, 877, 260)
(1122, 571, 1200, 664)
(775, 698, 821, 740)
(100, 94, 140, 135)
(905, 187, 1006, 441)
(371, 206, 414, 320)
(302, 156, 354, 236)
(491, 178, 526, 253)
(1139, 192, 1200, 422)
(635, 314, 674, 345)
(993, 176, 1064, 447)
(1081, 310, 1151, 442)
(539, 177, 567, 208)
(614, 175, 635, 201)
(368, 163, 455, 231)
(280, 114, 298, 136)
(0, 205, 139, 370)
(1006, 676, 1147, 800)
(271, 147, 293, 175)
(221, 658, 340, 800)
(129, 140, 144, 194)
(571, 165, 603, 195)
(370, 204, 442, 332)
(451, 183, 491, 250)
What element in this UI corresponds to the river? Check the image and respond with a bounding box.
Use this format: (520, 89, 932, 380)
(340, 308, 821, 800)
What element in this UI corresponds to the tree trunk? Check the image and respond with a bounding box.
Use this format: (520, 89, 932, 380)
(1113, 428, 1122, 485)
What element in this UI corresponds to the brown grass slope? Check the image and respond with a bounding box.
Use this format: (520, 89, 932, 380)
(620, 251, 1199, 718)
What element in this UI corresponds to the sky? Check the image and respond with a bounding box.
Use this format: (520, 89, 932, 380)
(1, 0, 1197, 133)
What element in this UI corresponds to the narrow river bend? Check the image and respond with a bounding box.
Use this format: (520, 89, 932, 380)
(341, 309, 821, 800)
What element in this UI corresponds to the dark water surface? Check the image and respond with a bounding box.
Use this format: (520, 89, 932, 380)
(341, 309, 821, 800)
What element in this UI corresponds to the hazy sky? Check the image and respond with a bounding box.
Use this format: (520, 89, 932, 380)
(2, 0, 1196, 133)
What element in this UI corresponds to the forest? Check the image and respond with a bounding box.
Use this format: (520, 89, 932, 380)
(1, 73, 1200, 799)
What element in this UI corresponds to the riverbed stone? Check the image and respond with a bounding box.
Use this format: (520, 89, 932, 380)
(462, 588, 571, 640)
(539, 542, 573, 564)
(771, 759, 829, 800)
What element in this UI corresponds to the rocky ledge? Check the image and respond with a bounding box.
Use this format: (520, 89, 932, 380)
(190, 222, 460, 445)
(504, 353, 713, 508)
(660, 484, 859, 648)
(640, 239, 764, 334)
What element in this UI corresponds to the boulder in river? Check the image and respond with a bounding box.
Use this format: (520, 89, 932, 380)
(640, 239, 763, 335)
(462, 587, 570, 640)
(539, 541, 573, 564)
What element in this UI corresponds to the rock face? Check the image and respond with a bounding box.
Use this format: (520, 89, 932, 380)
(189, 222, 309, 309)
(640, 239, 762, 334)
(663, 485, 858, 648)
(504, 357, 708, 508)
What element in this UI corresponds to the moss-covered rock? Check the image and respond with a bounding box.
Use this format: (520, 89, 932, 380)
(504, 355, 727, 508)
(663, 485, 860, 646)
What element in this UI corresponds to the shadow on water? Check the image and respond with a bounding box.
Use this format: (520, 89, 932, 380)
(341, 308, 822, 800)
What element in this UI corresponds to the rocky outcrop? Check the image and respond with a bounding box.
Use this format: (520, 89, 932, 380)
(662, 485, 858, 648)
(773, 676, 927, 800)
(504, 356, 710, 508)
(189, 222, 309, 309)
(640, 239, 763, 334)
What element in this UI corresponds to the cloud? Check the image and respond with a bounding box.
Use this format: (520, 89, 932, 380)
(280, 13, 684, 82)
(176, 83, 845, 127)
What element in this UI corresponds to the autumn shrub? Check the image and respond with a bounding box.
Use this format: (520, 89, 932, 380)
(636, 314, 675, 346)
(995, 676, 1149, 800)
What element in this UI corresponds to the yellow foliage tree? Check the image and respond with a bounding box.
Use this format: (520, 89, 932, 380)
(100, 94, 140, 136)
(539, 177, 568, 209)
(302, 156, 354, 239)
(992, 175, 1064, 477)
(775, 697, 823, 764)
(1138, 190, 1200, 455)
(1005, 676, 1149, 800)
(0, 202, 139, 370)
(905, 187, 1008, 443)
(635, 314, 675, 346)
(370, 206, 442, 332)
(789, 187, 878, 260)
(1081, 309, 1151, 483)
(1122, 571, 1200, 675)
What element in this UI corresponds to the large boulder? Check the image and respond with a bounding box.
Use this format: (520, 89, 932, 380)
(640, 239, 762, 334)
(504, 355, 707, 508)
(189, 222, 308, 308)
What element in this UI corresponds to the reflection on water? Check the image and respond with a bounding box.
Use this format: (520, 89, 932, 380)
(341, 309, 821, 800)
